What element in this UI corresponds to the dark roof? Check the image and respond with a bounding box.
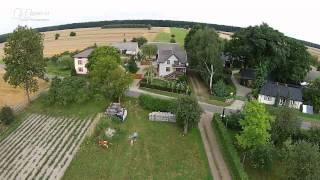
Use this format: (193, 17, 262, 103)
(73, 48, 94, 58)
(240, 68, 256, 80)
(111, 42, 138, 52)
(149, 42, 187, 64)
(260, 81, 303, 101)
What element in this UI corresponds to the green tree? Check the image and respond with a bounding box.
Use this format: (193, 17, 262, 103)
(141, 44, 157, 59)
(175, 95, 202, 134)
(283, 141, 320, 180)
(303, 78, 320, 113)
(271, 107, 301, 146)
(87, 46, 121, 71)
(55, 33, 60, 40)
(127, 57, 139, 73)
(185, 27, 224, 92)
(107, 67, 133, 103)
(237, 100, 273, 162)
(0, 106, 15, 125)
(248, 143, 274, 171)
(170, 38, 176, 43)
(57, 55, 73, 70)
(131, 37, 147, 47)
(213, 79, 229, 97)
(69, 32, 76, 36)
(3, 26, 45, 102)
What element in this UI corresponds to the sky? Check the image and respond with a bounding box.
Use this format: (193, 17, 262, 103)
(0, 0, 319, 44)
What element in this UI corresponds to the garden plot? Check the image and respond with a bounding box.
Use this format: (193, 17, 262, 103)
(0, 113, 93, 180)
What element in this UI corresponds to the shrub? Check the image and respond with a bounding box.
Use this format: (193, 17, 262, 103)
(55, 33, 60, 40)
(0, 106, 15, 125)
(140, 79, 191, 95)
(57, 55, 73, 70)
(221, 113, 243, 131)
(213, 80, 230, 97)
(69, 32, 76, 37)
(131, 37, 147, 47)
(138, 94, 176, 112)
(170, 38, 176, 43)
(212, 114, 249, 180)
(127, 58, 139, 73)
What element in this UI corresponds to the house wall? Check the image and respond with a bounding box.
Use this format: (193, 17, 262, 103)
(74, 57, 88, 75)
(258, 94, 276, 105)
(158, 55, 182, 77)
(258, 94, 302, 109)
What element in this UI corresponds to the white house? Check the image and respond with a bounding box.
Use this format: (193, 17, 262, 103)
(149, 42, 187, 78)
(111, 42, 139, 56)
(258, 82, 303, 109)
(73, 48, 94, 75)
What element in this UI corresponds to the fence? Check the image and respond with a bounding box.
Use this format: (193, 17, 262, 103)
(149, 112, 176, 123)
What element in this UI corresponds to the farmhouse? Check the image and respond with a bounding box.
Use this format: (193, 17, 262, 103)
(150, 42, 187, 78)
(111, 42, 139, 55)
(73, 48, 94, 75)
(258, 81, 303, 109)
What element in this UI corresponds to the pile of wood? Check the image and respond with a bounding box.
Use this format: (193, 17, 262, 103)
(149, 112, 176, 123)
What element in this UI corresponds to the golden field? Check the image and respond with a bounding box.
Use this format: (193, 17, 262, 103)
(0, 68, 48, 107)
(308, 47, 320, 61)
(0, 27, 170, 58)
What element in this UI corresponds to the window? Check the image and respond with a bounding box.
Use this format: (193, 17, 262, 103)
(166, 67, 170, 72)
(167, 60, 170, 64)
(78, 60, 82, 65)
(78, 67, 83, 72)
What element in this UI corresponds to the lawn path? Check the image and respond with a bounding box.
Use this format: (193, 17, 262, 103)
(199, 112, 232, 180)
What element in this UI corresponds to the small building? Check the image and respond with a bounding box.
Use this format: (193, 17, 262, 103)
(258, 81, 303, 109)
(149, 42, 187, 78)
(239, 68, 256, 87)
(111, 42, 139, 56)
(73, 48, 94, 75)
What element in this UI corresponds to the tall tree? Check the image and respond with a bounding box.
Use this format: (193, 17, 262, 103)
(283, 141, 320, 180)
(237, 100, 273, 162)
(271, 107, 301, 146)
(87, 46, 121, 71)
(186, 27, 224, 92)
(3, 26, 45, 102)
(131, 37, 147, 47)
(175, 95, 202, 134)
(141, 44, 157, 59)
(303, 78, 320, 113)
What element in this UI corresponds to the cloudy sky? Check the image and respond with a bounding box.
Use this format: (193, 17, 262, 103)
(0, 0, 319, 44)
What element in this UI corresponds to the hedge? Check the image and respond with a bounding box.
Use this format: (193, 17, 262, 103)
(138, 94, 176, 112)
(212, 114, 248, 180)
(140, 79, 190, 95)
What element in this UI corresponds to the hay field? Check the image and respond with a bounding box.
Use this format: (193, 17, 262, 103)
(0, 69, 48, 107)
(308, 47, 320, 61)
(0, 27, 170, 58)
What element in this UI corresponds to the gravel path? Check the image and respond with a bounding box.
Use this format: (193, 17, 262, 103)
(199, 112, 232, 180)
(231, 70, 252, 97)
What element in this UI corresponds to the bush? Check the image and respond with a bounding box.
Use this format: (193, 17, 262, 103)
(69, 32, 76, 37)
(55, 33, 60, 40)
(138, 94, 177, 112)
(213, 79, 232, 97)
(127, 58, 139, 73)
(0, 106, 15, 125)
(57, 55, 74, 70)
(170, 38, 176, 43)
(221, 113, 243, 131)
(140, 79, 191, 95)
(131, 37, 147, 47)
(212, 114, 249, 180)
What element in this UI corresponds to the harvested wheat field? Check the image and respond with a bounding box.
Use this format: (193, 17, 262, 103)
(0, 114, 93, 180)
(308, 46, 320, 61)
(0, 27, 170, 58)
(0, 69, 48, 108)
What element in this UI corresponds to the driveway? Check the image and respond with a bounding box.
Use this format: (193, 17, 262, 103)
(231, 70, 252, 97)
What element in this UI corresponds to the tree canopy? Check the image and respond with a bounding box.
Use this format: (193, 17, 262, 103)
(141, 44, 157, 59)
(87, 46, 121, 71)
(175, 95, 202, 134)
(237, 100, 273, 150)
(131, 37, 147, 47)
(3, 26, 45, 102)
(226, 23, 311, 83)
(185, 26, 224, 91)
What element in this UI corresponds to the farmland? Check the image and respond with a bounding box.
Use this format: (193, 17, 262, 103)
(0, 113, 93, 180)
(0, 27, 170, 58)
(0, 69, 48, 108)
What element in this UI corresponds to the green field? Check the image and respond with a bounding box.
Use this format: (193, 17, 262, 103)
(63, 98, 211, 179)
(154, 28, 188, 47)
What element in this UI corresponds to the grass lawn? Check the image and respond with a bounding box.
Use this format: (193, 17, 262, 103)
(46, 61, 71, 77)
(266, 105, 320, 121)
(63, 98, 211, 179)
(154, 28, 188, 48)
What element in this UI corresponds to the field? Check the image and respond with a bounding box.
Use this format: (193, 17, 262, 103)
(0, 113, 93, 180)
(308, 46, 320, 61)
(0, 69, 48, 108)
(63, 98, 211, 179)
(154, 27, 188, 47)
(0, 27, 170, 58)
